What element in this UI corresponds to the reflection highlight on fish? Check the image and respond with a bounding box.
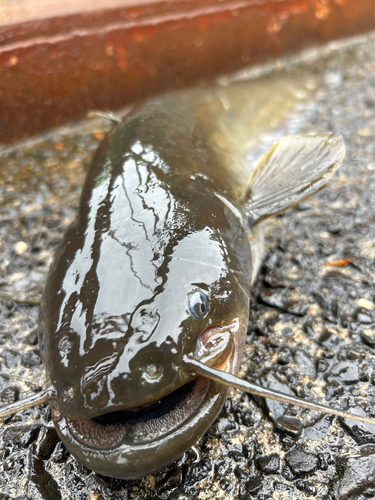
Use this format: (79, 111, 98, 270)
(0, 75, 369, 480)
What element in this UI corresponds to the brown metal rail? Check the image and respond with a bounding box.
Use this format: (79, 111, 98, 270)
(1, 0, 375, 144)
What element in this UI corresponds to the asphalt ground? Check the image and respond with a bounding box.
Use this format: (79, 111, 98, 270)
(0, 31, 375, 500)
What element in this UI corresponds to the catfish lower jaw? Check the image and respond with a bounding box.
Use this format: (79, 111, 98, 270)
(52, 377, 229, 479)
(54, 377, 210, 448)
(50, 378, 227, 479)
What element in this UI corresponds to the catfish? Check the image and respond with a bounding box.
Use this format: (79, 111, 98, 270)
(1, 76, 369, 479)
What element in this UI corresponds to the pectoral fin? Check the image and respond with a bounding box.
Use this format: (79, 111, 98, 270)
(244, 134, 345, 223)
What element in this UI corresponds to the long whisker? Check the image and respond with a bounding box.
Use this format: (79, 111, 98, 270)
(183, 355, 375, 426)
(0, 386, 57, 419)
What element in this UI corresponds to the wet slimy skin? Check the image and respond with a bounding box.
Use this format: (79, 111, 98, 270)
(28, 78, 346, 478)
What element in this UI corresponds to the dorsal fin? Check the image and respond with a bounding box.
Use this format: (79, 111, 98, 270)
(243, 134, 345, 224)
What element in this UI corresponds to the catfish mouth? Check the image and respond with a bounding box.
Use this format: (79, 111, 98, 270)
(54, 376, 212, 450)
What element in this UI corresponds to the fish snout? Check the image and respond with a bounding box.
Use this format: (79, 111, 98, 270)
(130, 348, 185, 398)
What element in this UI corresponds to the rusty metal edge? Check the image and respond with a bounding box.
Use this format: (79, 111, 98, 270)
(0, 0, 154, 25)
(1, 0, 375, 145)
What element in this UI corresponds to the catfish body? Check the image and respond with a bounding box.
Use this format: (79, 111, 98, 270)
(38, 78, 345, 478)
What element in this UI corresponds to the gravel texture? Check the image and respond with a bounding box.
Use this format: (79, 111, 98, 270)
(1, 31, 375, 500)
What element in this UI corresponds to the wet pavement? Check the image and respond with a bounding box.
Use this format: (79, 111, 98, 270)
(0, 31, 375, 500)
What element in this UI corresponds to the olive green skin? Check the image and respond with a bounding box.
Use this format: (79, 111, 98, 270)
(39, 86, 257, 478)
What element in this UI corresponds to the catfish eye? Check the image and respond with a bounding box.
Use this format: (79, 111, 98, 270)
(189, 291, 210, 319)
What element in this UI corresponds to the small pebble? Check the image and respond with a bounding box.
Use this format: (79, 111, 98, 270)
(13, 241, 28, 255)
(341, 407, 375, 445)
(339, 455, 375, 499)
(274, 416, 303, 438)
(357, 298, 374, 310)
(285, 447, 319, 476)
(256, 453, 281, 474)
(330, 361, 359, 383)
